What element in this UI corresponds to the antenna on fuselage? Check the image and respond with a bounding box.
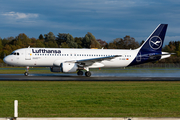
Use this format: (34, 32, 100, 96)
(28, 46, 30, 48)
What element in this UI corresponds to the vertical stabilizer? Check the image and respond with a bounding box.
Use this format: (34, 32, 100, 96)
(128, 24, 168, 66)
(139, 24, 168, 53)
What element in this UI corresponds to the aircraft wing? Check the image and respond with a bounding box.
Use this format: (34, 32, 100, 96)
(65, 55, 120, 66)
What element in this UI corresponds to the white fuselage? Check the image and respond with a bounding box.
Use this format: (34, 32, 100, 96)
(4, 48, 139, 68)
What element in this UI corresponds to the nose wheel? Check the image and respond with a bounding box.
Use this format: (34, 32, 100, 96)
(24, 72, 29, 76)
(24, 66, 29, 76)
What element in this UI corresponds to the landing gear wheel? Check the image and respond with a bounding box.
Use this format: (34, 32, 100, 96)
(24, 72, 29, 76)
(85, 71, 91, 77)
(77, 70, 83, 76)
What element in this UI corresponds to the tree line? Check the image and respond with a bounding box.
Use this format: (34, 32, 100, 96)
(0, 32, 179, 63)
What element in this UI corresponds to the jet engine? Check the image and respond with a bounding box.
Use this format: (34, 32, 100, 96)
(61, 63, 78, 73)
(50, 63, 80, 73)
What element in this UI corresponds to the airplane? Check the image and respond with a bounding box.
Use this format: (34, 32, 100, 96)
(3, 24, 171, 77)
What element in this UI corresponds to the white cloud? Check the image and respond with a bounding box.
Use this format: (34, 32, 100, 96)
(2, 11, 38, 19)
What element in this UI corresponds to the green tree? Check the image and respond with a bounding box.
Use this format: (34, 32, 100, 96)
(56, 33, 67, 46)
(108, 36, 139, 49)
(45, 40, 58, 48)
(61, 42, 69, 48)
(0, 39, 3, 50)
(36, 39, 45, 47)
(108, 38, 123, 49)
(39, 34, 44, 40)
(44, 32, 58, 48)
(123, 35, 139, 49)
(15, 33, 31, 48)
(44, 32, 56, 42)
(3, 44, 12, 55)
(90, 39, 100, 48)
(66, 34, 78, 48)
(82, 32, 93, 48)
(74, 37, 83, 48)
(97, 39, 108, 49)
(82, 32, 100, 48)
(56, 33, 77, 48)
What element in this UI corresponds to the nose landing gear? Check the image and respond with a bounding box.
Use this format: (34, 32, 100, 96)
(24, 66, 29, 76)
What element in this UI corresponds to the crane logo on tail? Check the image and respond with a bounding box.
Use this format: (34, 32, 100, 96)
(149, 36, 162, 50)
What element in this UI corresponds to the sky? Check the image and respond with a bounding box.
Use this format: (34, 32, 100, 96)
(0, 0, 180, 45)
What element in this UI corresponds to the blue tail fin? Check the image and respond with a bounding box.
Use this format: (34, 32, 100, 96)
(128, 24, 168, 66)
(139, 24, 168, 52)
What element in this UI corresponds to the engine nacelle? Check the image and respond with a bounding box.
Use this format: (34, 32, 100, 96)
(50, 67, 61, 72)
(61, 63, 78, 73)
(50, 63, 81, 73)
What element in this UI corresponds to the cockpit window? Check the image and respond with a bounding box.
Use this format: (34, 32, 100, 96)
(11, 52, 19, 56)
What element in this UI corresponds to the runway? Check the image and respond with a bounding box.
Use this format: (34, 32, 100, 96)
(0, 74, 180, 81)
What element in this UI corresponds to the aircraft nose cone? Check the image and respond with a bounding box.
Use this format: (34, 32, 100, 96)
(3, 56, 10, 64)
(3, 57, 7, 63)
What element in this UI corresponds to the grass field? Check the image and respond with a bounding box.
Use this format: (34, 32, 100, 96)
(0, 67, 52, 74)
(0, 81, 180, 117)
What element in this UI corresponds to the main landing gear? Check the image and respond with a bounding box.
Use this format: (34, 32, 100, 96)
(77, 70, 83, 76)
(24, 66, 29, 76)
(77, 67, 91, 77)
(85, 71, 91, 77)
(77, 70, 92, 77)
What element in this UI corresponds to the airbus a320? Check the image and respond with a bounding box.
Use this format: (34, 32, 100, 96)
(3, 24, 171, 77)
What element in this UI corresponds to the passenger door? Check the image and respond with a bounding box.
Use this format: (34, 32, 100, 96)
(25, 49, 31, 60)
